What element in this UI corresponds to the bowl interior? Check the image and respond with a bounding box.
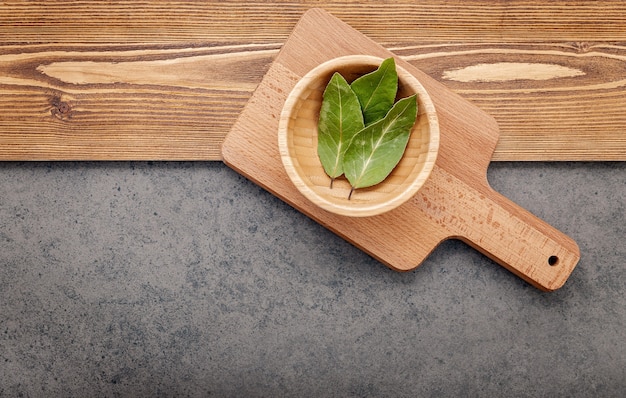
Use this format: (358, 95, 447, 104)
(279, 55, 439, 217)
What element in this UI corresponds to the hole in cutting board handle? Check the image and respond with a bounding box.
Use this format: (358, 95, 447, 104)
(548, 255, 559, 266)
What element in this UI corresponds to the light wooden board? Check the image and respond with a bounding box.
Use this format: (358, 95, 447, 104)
(222, 9, 580, 291)
(1, 1, 625, 161)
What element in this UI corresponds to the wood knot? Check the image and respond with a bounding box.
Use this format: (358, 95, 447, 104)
(49, 95, 73, 120)
(573, 42, 591, 53)
(57, 101, 71, 114)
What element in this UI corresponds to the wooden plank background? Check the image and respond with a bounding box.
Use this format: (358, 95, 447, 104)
(0, 0, 625, 161)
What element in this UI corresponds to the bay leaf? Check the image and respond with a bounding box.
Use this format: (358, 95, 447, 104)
(343, 94, 417, 197)
(317, 72, 365, 185)
(350, 57, 398, 126)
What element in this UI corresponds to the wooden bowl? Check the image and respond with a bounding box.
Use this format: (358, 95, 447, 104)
(278, 55, 439, 217)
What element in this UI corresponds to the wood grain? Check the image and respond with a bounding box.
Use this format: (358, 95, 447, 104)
(222, 9, 579, 291)
(1, 1, 625, 160)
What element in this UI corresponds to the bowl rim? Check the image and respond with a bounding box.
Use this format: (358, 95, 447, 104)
(278, 54, 440, 217)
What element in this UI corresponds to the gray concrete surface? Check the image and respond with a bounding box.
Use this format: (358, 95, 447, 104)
(0, 160, 624, 397)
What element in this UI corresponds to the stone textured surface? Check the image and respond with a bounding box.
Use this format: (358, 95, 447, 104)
(0, 161, 624, 397)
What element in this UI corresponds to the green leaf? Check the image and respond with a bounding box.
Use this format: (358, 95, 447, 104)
(350, 57, 398, 126)
(317, 72, 365, 184)
(343, 94, 418, 196)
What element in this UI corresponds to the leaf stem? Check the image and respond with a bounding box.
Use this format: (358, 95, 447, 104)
(330, 178, 334, 189)
(348, 187, 355, 200)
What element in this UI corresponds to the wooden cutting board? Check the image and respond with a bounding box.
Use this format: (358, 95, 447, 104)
(222, 9, 580, 291)
(1, 1, 625, 161)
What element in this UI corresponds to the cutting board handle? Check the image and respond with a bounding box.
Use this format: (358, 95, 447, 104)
(468, 187, 579, 291)
(419, 167, 580, 291)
